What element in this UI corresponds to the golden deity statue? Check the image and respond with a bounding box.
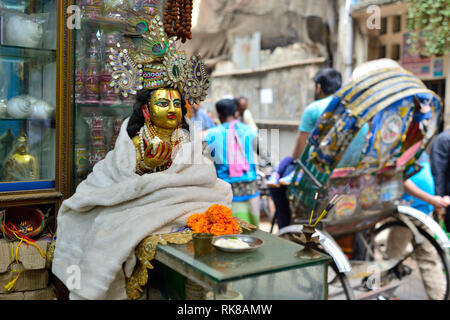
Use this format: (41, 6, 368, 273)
(3, 133, 38, 181)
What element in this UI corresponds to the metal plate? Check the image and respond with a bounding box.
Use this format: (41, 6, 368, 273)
(212, 234, 264, 253)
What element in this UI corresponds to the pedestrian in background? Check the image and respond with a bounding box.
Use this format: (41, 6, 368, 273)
(207, 110, 220, 126)
(191, 102, 215, 138)
(236, 96, 258, 132)
(205, 99, 260, 226)
(267, 68, 346, 229)
(403, 153, 449, 215)
(430, 129, 450, 231)
(385, 152, 450, 300)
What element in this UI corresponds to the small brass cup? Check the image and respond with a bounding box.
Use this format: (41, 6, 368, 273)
(192, 233, 214, 256)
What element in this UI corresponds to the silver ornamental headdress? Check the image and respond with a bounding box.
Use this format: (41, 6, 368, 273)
(108, 12, 209, 105)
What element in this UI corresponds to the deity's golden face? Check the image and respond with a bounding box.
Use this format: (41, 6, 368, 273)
(148, 88, 182, 130)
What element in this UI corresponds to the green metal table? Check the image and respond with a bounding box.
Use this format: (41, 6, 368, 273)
(154, 230, 331, 300)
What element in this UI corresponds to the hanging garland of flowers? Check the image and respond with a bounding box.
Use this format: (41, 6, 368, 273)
(407, 0, 450, 56)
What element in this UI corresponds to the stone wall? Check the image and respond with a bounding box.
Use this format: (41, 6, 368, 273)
(208, 63, 323, 122)
(183, 0, 338, 61)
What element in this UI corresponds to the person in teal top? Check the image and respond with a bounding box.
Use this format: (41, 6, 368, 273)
(298, 96, 334, 132)
(402, 152, 449, 215)
(298, 95, 369, 169)
(205, 120, 258, 186)
(205, 99, 260, 226)
(387, 152, 450, 300)
(291, 68, 343, 160)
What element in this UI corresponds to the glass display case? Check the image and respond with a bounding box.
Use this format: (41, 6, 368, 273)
(72, 3, 123, 189)
(0, 0, 64, 204)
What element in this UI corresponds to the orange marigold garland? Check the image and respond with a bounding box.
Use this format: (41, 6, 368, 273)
(187, 204, 241, 236)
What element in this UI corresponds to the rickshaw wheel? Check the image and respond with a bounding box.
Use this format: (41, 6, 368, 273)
(279, 232, 356, 300)
(363, 220, 450, 300)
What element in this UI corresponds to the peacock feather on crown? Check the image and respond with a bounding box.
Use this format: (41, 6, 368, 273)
(107, 9, 209, 105)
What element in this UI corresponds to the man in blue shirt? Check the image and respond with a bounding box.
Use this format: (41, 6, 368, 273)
(292, 69, 342, 160)
(293, 71, 369, 169)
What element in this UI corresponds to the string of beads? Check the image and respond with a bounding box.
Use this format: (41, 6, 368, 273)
(163, 0, 193, 43)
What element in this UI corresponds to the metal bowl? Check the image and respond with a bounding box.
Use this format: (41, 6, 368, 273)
(212, 234, 264, 253)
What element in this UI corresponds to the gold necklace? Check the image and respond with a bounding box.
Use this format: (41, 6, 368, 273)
(146, 122, 182, 148)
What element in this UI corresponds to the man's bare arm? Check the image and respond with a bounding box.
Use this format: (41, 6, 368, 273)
(403, 179, 449, 209)
(292, 131, 310, 159)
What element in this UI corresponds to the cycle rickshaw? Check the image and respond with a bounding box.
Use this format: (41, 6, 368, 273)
(278, 65, 450, 300)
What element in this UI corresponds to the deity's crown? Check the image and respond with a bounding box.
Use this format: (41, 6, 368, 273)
(108, 11, 209, 105)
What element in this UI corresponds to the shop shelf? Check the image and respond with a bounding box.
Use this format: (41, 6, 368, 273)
(75, 102, 133, 109)
(0, 44, 56, 65)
